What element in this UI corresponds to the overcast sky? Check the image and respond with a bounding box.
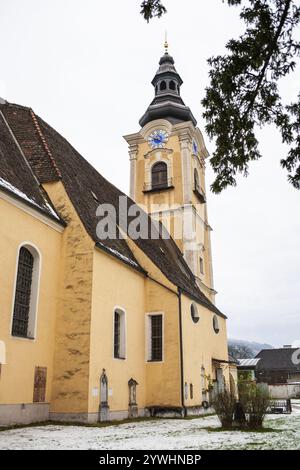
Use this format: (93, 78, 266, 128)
(1, 0, 299, 347)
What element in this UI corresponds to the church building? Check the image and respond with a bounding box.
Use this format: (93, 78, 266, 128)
(0, 45, 234, 426)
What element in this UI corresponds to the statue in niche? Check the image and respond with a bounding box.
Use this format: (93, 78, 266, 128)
(128, 378, 138, 419)
(99, 369, 109, 422)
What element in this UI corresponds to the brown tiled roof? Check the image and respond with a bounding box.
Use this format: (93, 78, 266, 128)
(0, 104, 62, 222)
(1, 103, 61, 183)
(0, 100, 225, 318)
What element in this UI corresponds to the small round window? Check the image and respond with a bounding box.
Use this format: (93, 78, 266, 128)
(191, 303, 199, 324)
(213, 315, 220, 334)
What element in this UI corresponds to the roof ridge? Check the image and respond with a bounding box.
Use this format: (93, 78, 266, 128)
(29, 109, 62, 179)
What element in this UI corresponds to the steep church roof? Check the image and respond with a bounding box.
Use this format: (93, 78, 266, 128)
(139, 50, 197, 127)
(0, 102, 62, 222)
(0, 100, 225, 318)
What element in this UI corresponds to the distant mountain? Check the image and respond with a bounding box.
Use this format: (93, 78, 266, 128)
(228, 338, 274, 359)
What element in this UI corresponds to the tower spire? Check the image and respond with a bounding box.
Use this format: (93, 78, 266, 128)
(164, 31, 169, 54)
(139, 43, 197, 127)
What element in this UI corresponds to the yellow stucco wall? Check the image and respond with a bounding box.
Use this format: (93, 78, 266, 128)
(89, 249, 147, 414)
(124, 236, 182, 408)
(0, 196, 61, 405)
(180, 294, 229, 407)
(144, 279, 181, 407)
(43, 181, 95, 415)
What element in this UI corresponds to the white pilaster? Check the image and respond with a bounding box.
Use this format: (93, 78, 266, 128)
(128, 144, 138, 200)
(179, 134, 193, 205)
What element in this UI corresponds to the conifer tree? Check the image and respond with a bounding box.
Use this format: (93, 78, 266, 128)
(140, 0, 300, 193)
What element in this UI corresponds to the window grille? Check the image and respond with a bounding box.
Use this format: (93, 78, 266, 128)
(150, 315, 163, 361)
(12, 247, 34, 338)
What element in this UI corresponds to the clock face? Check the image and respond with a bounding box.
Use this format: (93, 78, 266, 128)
(148, 130, 169, 149)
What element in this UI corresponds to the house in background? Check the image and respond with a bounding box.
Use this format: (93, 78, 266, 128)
(255, 346, 300, 399)
(237, 358, 261, 383)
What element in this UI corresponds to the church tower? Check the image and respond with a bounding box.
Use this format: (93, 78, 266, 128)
(124, 44, 216, 303)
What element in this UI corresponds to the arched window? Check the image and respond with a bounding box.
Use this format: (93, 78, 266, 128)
(151, 162, 168, 189)
(160, 81, 167, 91)
(191, 303, 200, 324)
(113, 308, 126, 359)
(194, 169, 200, 190)
(11, 245, 40, 339)
(169, 80, 176, 90)
(213, 315, 220, 334)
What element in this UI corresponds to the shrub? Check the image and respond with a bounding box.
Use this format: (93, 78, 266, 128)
(239, 383, 270, 429)
(213, 390, 236, 429)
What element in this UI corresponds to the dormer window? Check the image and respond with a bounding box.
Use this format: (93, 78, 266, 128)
(151, 162, 168, 189)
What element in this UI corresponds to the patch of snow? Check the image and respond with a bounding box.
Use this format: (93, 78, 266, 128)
(0, 409, 299, 450)
(0, 177, 59, 220)
(98, 241, 139, 268)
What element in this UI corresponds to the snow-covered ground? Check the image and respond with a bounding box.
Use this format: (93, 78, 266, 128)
(1, 401, 299, 450)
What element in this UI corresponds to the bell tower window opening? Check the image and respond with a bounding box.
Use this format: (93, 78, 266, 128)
(151, 162, 168, 189)
(160, 81, 167, 91)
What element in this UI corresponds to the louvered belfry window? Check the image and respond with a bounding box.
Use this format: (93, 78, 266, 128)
(33, 367, 47, 403)
(12, 247, 34, 338)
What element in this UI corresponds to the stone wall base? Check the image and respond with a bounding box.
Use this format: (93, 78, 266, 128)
(147, 405, 213, 418)
(0, 403, 50, 426)
(0, 403, 212, 427)
(49, 408, 148, 424)
(185, 405, 214, 417)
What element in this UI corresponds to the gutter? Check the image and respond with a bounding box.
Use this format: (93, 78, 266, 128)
(178, 289, 186, 417)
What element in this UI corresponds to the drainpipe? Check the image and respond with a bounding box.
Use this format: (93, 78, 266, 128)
(178, 289, 186, 417)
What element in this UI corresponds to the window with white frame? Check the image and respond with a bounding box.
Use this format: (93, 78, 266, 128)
(113, 308, 126, 359)
(146, 314, 163, 362)
(11, 244, 40, 339)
